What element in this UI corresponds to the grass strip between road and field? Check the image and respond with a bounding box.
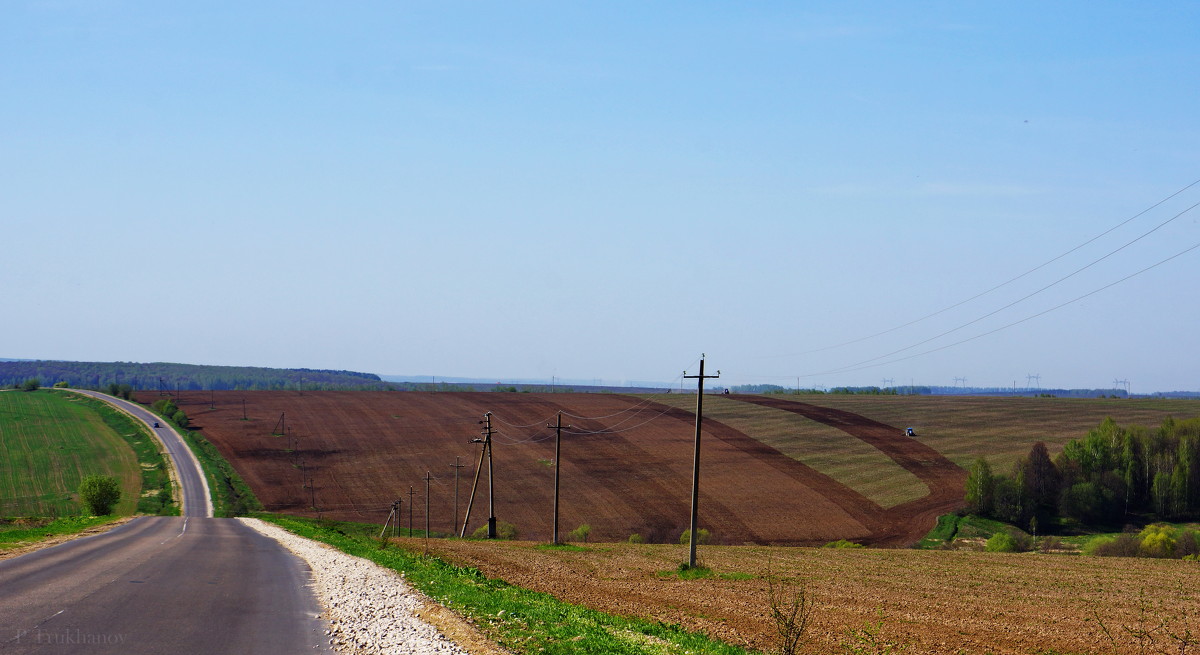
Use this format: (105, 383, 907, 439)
(0, 515, 123, 550)
(176, 428, 262, 517)
(256, 514, 764, 655)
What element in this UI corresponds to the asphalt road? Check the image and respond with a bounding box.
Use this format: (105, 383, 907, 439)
(67, 390, 212, 519)
(0, 392, 331, 653)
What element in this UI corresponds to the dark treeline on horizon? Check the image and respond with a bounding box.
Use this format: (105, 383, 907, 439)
(0, 360, 391, 391)
(732, 383, 1197, 398)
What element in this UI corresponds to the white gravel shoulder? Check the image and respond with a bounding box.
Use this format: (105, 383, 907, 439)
(237, 518, 470, 655)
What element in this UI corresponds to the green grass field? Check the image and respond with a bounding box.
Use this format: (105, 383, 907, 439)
(0, 390, 141, 516)
(783, 395, 1200, 471)
(644, 393, 1200, 510)
(646, 394, 925, 507)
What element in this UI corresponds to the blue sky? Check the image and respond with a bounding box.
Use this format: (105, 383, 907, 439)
(5, 2, 1199, 391)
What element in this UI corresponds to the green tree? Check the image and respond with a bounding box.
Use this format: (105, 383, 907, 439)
(21, 378, 40, 391)
(1022, 442, 1061, 519)
(679, 528, 711, 545)
(991, 476, 1027, 525)
(152, 398, 178, 416)
(79, 475, 122, 515)
(1152, 471, 1172, 516)
(1060, 482, 1101, 523)
(965, 457, 995, 515)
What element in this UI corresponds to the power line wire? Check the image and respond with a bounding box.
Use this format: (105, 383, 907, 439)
(819, 199, 1200, 372)
(771, 176, 1200, 359)
(805, 238, 1200, 377)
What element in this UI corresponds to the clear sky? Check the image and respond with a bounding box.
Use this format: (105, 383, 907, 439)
(5, 2, 1199, 392)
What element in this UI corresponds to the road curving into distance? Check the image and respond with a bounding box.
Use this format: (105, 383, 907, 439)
(0, 391, 331, 654)
(67, 389, 213, 518)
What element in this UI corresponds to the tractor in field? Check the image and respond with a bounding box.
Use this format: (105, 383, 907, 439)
(904, 427, 917, 437)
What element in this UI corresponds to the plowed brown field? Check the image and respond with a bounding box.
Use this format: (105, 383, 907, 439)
(418, 537, 1199, 655)
(150, 391, 951, 545)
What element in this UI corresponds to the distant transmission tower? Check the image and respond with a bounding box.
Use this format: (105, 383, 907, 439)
(1026, 373, 1041, 390)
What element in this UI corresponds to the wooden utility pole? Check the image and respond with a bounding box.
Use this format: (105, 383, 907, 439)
(450, 457, 465, 535)
(407, 485, 416, 537)
(380, 500, 401, 539)
(309, 468, 317, 511)
(484, 413, 496, 539)
(684, 355, 719, 569)
(459, 412, 495, 538)
(548, 412, 571, 545)
(424, 471, 432, 539)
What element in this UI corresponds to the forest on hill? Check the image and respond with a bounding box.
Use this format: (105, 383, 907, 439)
(0, 360, 394, 391)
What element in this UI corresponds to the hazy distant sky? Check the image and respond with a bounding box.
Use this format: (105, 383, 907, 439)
(5, 2, 1199, 391)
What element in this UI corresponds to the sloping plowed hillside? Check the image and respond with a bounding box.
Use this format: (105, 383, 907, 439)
(155, 391, 880, 544)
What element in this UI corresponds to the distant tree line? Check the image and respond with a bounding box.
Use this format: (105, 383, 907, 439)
(753, 385, 900, 395)
(966, 416, 1200, 530)
(0, 361, 395, 392)
(930, 386, 1131, 398)
(741, 384, 1138, 397)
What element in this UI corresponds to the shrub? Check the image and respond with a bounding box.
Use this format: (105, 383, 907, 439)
(1038, 535, 1063, 553)
(766, 560, 815, 655)
(822, 539, 864, 549)
(985, 531, 1018, 552)
(1083, 533, 1140, 558)
(1138, 524, 1176, 558)
(78, 475, 121, 515)
(568, 523, 591, 543)
(21, 378, 40, 392)
(627, 533, 644, 544)
(156, 488, 173, 511)
(171, 409, 189, 428)
(471, 521, 518, 540)
(53, 381, 70, 388)
(1176, 529, 1199, 558)
(678, 528, 710, 545)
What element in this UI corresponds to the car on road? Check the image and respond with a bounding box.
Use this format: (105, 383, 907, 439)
(153, 422, 160, 428)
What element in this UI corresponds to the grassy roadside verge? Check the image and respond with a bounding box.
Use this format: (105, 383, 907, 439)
(257, 514, 762, 655)
(0, 516, 123, 551)
(176, 428, 261, 517)
(60, 391, 178, 516)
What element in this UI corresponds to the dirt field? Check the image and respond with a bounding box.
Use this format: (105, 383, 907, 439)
(151, 391, 1200, 547)
(420, 537, 1200, 655)
(156, 391, 879, 544)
